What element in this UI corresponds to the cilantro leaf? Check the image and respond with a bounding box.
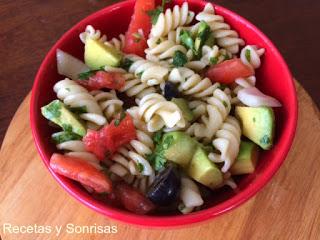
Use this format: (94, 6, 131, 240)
(78, 67, 104, 80)
(153, 129, 164, 145)
(114, 112, 127, 127)
(121, 58, 134, 71)
(173, 50, 188, 67)
(137, 163, 145, 173)
(147, 7, 163, 25)
(245, 49, 251, 62)
(210, 56, 219, 65)
(180, 30, 194, 51)
(194, 21, 212, 57)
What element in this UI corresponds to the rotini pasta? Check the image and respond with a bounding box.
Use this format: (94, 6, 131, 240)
(196, 3, 245, 54)
(126, 54, 169, 86)
(138, 93, 186, 132)
(90, 90, 123, 122)
(53, 79, 107, 129)
(208, 116, 241, 173)
(151, 2, 195, 38)
(80, 25, 125, 51)
(187, 88, 231, 142)
(168, 67, 221, 99)
(179, 177, 204, 214)
(240, 45, 265, 69)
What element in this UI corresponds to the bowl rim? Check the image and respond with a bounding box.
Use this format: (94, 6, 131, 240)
(30, 0, 298, 227)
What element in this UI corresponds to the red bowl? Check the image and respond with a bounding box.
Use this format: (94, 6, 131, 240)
(30, 0, 298, 227)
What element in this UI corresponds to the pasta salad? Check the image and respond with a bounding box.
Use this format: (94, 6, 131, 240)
(41, 0, 281, 215)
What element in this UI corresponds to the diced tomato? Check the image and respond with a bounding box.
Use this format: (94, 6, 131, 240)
(114, 182, 155, 214)
(84, 114, 137, 159)
(77, 71, 125, 91)
(123, 0, 155, 57)
(100, 114, 137, 153)
(83, 130, 108, 160)
(206, 58, 255, 84)
(50, 153, 112, 193)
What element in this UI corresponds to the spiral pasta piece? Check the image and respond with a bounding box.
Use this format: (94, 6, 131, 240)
(240, 45, 265, 69)
(187, 88, 231, 142)
(151, 2, 195, 38)
(138, 93, 186, 132)
(80, 25, 125, 51)
(90, 90, 123, 122)
(56, 140, 102, 170)
(208, 116, 241, 173)
(53, 79, 107, 128)
(125, 54, 169, 86)
(196, 3, 245, 54)
(179, 177, 204, 214)
(168, 67, 221, 99)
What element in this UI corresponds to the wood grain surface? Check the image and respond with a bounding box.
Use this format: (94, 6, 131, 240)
(0, 0, 319, 145)
(0, 81, 319, 240)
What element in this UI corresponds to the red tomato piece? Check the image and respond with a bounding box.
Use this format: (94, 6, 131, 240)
(50, 153, 112, 193)
(101, 114, 137, 153)
(114, 182, 155, 214)
(83, 130, 108, 160)
(89, 71, 125, 90)
(123, 0, 155, 57)
(206, 58, 255, 84)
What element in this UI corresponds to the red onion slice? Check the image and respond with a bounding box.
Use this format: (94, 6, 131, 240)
(237, 87, 282, 107)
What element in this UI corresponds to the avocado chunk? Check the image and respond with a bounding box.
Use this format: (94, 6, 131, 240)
(84, 38, 122, 69)
(172, 98, 194, 122)
(230, 141, 259, 175)
(41, 100, 86, 137)
(162, 132, 198, 168)
(51, 131, 82, 144)
(235, 106, 275, 150)
(188, 147, 223, 189)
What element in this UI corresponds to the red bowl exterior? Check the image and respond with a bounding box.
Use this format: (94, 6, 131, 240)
(30, 0, 298, 227)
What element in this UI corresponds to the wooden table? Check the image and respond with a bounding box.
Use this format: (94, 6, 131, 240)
(0, 0, 319, 144)
(1, 82, 320, 240)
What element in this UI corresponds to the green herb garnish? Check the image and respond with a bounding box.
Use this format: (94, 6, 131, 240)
(194, 21, 212, 57)
(137, 163, 144, 173)
(260, 135, 271, 145)
(245, 49, 251, 62)
(121, 58, 134, 71)
(132, 32, 143, 43)
(114, 112, 127, 127)
(147, 0, 171, 25)
(146, 135, 173, 171)
(173, 50, 188, 67)
(61, 123, 73, 132)
(180, 30, 194, 51)
(222, 100, 228, 108)
(218, 83, 228, 91)
(51, 131, 82, 144)
(78, 67, 104, 80)
(210, 56, 219, 65)
(136, 71, 144, 78)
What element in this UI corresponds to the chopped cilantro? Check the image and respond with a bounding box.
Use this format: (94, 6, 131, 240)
(147, 0, 172, 25)
(69, 106, 87, 114)
(121, 58, 134, 71)
(136, 71, 144, 78)
(210, 56, 219, 65)
(245, 49, 251, 63)
(51, 131, 82, 144)
(78, 67, 104, 80)
(146, 135, 173, 171)
(137, 163, 144, 173)
(173, 50, 188, 67)
(153, 129, 164, 145)
(222, 100, 228, 108)
(156, 38, 162, 44)
(194, 21, 212, 57)
(114, 112, 127, 127)
(218, 84, 228, 90)
(253, 117, 256, 123)
(180, 30, 194, 51)
(260, 135, 271, 145)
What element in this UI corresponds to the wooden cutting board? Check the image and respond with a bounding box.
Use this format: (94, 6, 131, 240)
(0, 81, 319, 240)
